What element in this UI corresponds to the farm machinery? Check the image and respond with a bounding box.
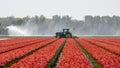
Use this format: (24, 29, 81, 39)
(55, 29, 72, 38)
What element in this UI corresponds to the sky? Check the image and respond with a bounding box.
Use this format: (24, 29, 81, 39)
(0, 0, 120, 20)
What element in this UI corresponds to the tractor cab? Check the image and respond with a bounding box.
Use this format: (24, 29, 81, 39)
(63, 29, 69, 34)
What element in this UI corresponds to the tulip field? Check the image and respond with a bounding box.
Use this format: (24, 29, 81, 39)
(0, 38, 120, 68)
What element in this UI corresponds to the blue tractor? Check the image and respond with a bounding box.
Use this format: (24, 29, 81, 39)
(56, 29, 72, 38)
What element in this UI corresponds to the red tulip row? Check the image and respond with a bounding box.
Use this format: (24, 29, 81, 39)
(0, 38, 26, 43)
(84, 39, 120, 55)
(108, 39, 120, 43)
(92, 38, 120, 47)
(92, 38, 120, 44)
(10, 38, 65, 68)
(0, 38, 41, 47)
(77, 38, 120, 68)
(0, 38, 48, 53)
(107, 40, 120, 43)
(58, 39, 93, 68)
(0, 38, 57, 66)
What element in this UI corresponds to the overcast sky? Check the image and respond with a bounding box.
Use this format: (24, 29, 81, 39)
(0, 0, 120, 20)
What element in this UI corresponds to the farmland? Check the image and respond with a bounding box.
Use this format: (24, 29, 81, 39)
(0, 38, 120, 68)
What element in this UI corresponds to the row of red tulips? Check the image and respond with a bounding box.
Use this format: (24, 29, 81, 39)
(0, 38, 40, 47)
(58, 39, 92, 68)
(91, 38, 120, 44)
(0, 38, 57, 66)
(0, 38, 48, 53)
(10, 38, 65, 68)
(93, 38, 120, 47)
(77, 38, 120, 68)
(108, 39, 120, 43)
(84, 39, 120, 55)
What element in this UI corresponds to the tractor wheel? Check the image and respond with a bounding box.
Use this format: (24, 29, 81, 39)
(65, 34, 71, 38)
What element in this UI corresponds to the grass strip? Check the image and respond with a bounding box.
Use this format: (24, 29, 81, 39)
(47, 39, 66, 68)
(75, 39, 102, 68)
(0, 39, 58, 68)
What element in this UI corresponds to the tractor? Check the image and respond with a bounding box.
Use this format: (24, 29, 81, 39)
(56, 29, 72, 38)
